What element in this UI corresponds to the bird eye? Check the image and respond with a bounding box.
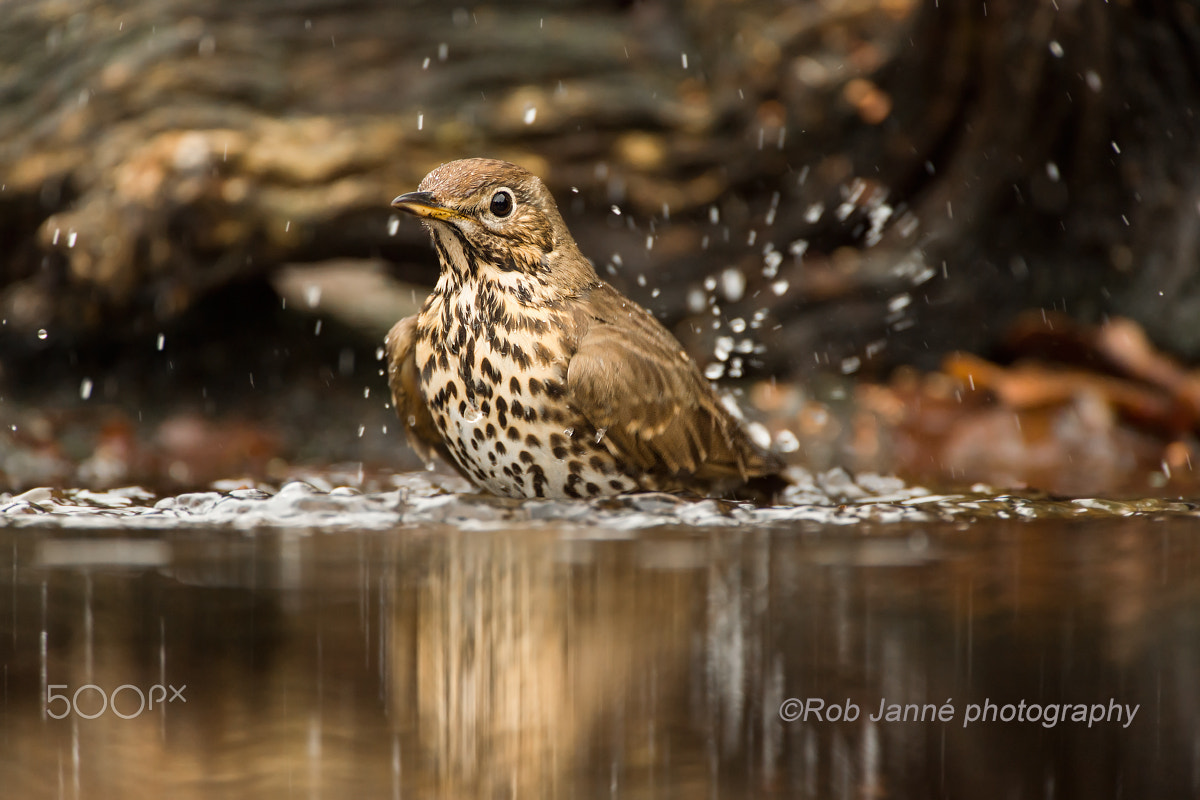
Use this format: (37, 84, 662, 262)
(489, 189, 514, 218)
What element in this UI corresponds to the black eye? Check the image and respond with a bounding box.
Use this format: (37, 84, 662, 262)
(490, 189, 514, 218)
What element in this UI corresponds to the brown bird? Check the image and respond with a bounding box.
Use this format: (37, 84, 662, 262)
(385, 158, 783, 499)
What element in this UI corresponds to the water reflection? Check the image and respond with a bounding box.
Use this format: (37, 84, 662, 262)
(1, 518, 1197, 798)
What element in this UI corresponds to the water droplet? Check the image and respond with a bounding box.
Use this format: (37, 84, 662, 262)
(704, 363, 725, 380)
(714, 336, 734, 362)
(729, 318, 747, 333)
(305, 285, 321, 308)
(747, 422, 771, 450)
(80, 378, 93, 400)
(804, 203, 824, 224)
(523, 106, 537, 125)
(771, 279, 790, 296)
(438, 42, 448, 61)
(775, 429, 800, 453)
(156, 333, 165, 351)
(720, 268, 745, 302)
(865, 203, 894, 247)
(462, 405, 483, 424)
(1046, 162, 1061, 182)
(67, 231, 78, 248)
(763, 250, 784, 278)
(388, 215, 400, 236)
(363, 387, 370, 398)
(375, 347, 386, 361)
(1048, 40, 1064, 58)
(708, 205, 720, 225)
(357, 425, 365, 437)
(563, 427, 575, 438)
(37, 329, 48, 340)
(681, 52, 688, 69)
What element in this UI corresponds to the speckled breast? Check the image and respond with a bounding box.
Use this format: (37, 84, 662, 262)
(415, 300, 637, 499)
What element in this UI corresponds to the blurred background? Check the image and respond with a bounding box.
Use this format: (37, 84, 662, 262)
(3, 0, 1200, 493)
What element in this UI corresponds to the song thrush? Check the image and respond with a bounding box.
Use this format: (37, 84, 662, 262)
(385, 158, 782, 499)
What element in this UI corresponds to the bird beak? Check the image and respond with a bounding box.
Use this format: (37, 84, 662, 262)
(391, 191, 464, 222)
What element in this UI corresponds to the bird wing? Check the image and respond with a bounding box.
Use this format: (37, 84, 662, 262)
(385, 316, 469, 477)
(565, 283, 780, 484)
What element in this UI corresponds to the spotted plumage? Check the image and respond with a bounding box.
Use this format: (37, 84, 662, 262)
(385, 158, 783, 499)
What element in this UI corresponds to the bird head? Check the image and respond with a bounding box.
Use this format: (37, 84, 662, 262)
(392, 158, 596, 294)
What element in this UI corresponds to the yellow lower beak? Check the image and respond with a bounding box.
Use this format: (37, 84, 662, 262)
(391, 191, 465, 222)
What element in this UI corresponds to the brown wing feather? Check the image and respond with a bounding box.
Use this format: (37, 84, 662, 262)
(385, 316, 472, 481)
(565, 283, 781, 488)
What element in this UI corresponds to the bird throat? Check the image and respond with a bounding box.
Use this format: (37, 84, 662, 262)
(426, 225, 477, 286)
(424, 224, 576, 331)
